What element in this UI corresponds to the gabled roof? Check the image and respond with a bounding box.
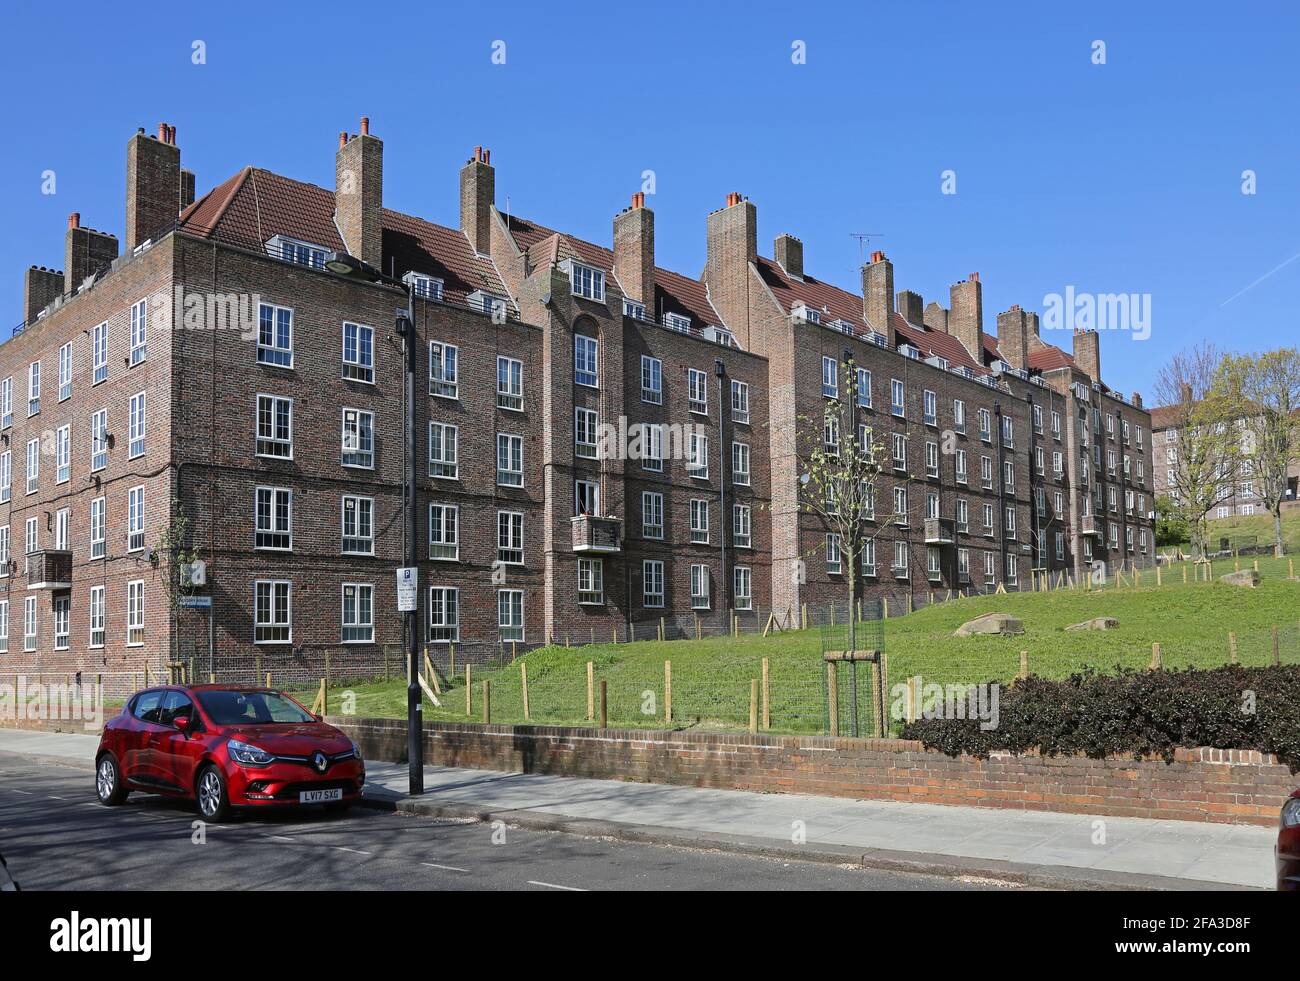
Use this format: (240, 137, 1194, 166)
(498, 211, 725, 332)
(178, 168, 509, 306)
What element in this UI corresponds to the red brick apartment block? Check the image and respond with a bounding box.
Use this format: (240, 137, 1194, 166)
(4, 120, 1153, 684)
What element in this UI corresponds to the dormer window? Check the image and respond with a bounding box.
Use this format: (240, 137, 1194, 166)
(266, 235, 328, 270)
(566, 261, 605, 302)
(467, 290, 508, 319)
(404, 272, 444, 301)
(623, 298, 646, 320)
(663, 312, 692, 334)
(794, 304, 821, 324)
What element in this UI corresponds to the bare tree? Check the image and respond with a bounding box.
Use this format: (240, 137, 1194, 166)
(1214, 348, 1300, 557)
(156, 494, 201, 664)
(1152, 343, 1238, 557)
(796, 353, 908, 656)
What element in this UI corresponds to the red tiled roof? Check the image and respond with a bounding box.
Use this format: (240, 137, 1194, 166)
(178, 168, 508, 304)
(1027, 345, 1078, 373)
(499, 211, 725, 331)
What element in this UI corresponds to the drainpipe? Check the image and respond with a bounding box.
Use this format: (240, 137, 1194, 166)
(715, 358, 728, 613)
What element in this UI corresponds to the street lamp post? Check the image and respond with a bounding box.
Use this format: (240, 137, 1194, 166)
(325, 251, 423, 796)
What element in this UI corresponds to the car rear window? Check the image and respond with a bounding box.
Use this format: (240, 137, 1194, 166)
(196, 690, 313, 726)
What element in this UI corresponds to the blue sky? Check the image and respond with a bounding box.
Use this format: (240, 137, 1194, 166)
(1, 0, 1295, 400)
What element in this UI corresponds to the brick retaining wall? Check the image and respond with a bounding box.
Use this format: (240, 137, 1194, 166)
(329, 717, 1298, 827)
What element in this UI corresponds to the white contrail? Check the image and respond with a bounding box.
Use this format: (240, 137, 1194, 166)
(1219, 250, 1300, 307)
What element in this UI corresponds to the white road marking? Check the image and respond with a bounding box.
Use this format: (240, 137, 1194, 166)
(265, 835, 296, 843)
(422, 862, 470, 873)
(48, 796, 66, 800)
(334, 846, 370, 856)
(527, 880, 586, 891)
(11, 790, 32, 796)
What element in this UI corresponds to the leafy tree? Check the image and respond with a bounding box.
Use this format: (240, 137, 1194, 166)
(1153, 494, 1188, 548)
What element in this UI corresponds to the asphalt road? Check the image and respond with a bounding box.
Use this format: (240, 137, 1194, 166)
(0, 756, 1000, 891)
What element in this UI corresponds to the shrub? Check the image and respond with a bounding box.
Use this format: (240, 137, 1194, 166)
(900, 664, 1300, 772)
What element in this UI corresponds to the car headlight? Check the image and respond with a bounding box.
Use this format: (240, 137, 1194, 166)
(350, 740, 362, 761)
(1283, 799, 1300, 829)
(228, 739, 275, 767)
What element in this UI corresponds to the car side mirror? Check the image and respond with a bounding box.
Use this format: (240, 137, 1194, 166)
(314, 713, 323, 723)
(173, 714, 191, 732)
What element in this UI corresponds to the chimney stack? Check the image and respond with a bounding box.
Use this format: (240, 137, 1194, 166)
(23, 266, 64, 323)
(460, 146, 495, 257)
(703, 192, 758, 345)
(613, 192, 655, 308)
(126, 122, 182, 250)
(996, 304, 1029, 370)
(1072, 328, 1101, 383)
(774, 234, 803, 280)
(1132, 391, 1143, 408)
(65, 213, 119, 294)
(180, 169, 197, 211)
(862, 251, 894, 345)
(1025, 310, 1046, 351)
(923, 301, 949, 333)
(949, 272, 984, 362)
(335, 117, 383, 267)
(896, 290, 923, 325)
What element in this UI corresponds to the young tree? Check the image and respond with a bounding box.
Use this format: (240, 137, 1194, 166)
(1153, 493, 1189, 548)
(796, 353, 908, 658)
(1214, 348, 1300, 557)
(156, 495, 201, 664)
(1152, 343, 1238, 557)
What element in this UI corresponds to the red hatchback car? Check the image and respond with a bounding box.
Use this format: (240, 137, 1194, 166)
(1279, 789, 1300, 891)
(95, 685, 365, 821)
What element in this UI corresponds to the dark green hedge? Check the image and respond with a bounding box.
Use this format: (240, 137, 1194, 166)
(900, 664, 1300, 773)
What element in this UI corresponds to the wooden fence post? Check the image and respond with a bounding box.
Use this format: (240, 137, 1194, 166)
(520, 662, 530, 721)
(465, 665, 472, 716)
(664, 661, 672, 724)
(1273, 626, 1281, 667)
(586, 662, 594, 721)
(599, 680, 608, 729)
(483, 680, 491, 725)
(882, 598, 889, 619)
(827, 663, 839, 737)
(1150, 643, 1162, 670)
(1019, 650, 1029, 680)
(1229, 632, 1238, 665)
(761, 657, 770, 731)
(748, 679, 759, 733)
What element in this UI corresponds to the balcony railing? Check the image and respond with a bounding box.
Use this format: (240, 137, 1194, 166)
(924, 517, 955, 545)
(572, 515, 622, 554)
(27, 550, 72, 590)
(1079, 514, 1102, 537)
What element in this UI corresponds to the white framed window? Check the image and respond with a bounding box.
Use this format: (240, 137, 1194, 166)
(690, 499, 710, 543)
(978, 408, 992, 442)
(623, 298, 646, 320)
(128, 485, 145, 551)
(88, 586, 104, 648)
(923, 390, 937, 425)
(429, 341, 458, 398)
(574, 335, 599, 388)
(643, 560, 665, 608)
(1052, 410, 1061, 438)
(498, 589, 524, 642)
(569, 261, 605, 301)
(733, 503, 751, 548)
(826, 533, 842, 574)
(91, 409, 108, 472)
(497, 356, 523, 411)
(0, 525, 7, 575)
(955, 448, 968, 484)
(893, 486, 909, 523)
(733, 566, 753, 610)
(857, 367, 872, 408)
(257, 303, 293, 367)
(23, 595, 37, 651)
(497, 433, 523, 486)
(254, 486, 292, 550)
(575, 479, 600, 516)
(127, 579, 146, 645)
(27, 361, 40, 416)
(861, 539, 877, 577)
(822, 357, 838, 399)
(341, 495, 374, 555)
(953, 399, 966, 433)
(342, 408, 374, 468)
(894, 542, 911, 578)
(927, 546, 942, 580)
(25, 438, 38, 495)
(24, 517, 37, 574)
(58, 342, 72, 401)
(1005, 505, 1017, 536)
(732, 441, 750, 485)
(824, 416, 840, 455)
(691, 564, 711, 609)
(641, 423, 663, 472)
(428, 587, 459, 642)
(54, 596, 69, 650)
(891, 378, 905, 417)
(428, 503, 459, 561)
(128, 391, 146, 458)
(253, 580, 290, 644)
(92, 322, 108, 384)
(1005, 552, 1018, 584)
(129, 298, 147, 365)
(341, 322, 374, 383)
(688, 368, 708, 414)
(55, 425, 70, 484)
(663, 311, 692, 333)
(341, 583, 374, 643)
(956, 497, 969, 532)
(642, 492, 664, 540)
(256, 395, 293, 459)
(892, 433, 907, 470)
(731, 380, 749, 423)
(1, 450, 12, 504)
(641, 356, 662, 404)
(687, 432, 709, 479)
(497, 511, 524, 565)
(575, 408, 599, 459)
(428, 422, 459, 479)
(0, 377, 10, 427)
(1032, 404, 1043, 433)
(406, 272, 444, 301)
(925, 440, 939, 478)
(90, 495, 106, 559)
(578, 557, 604, 604)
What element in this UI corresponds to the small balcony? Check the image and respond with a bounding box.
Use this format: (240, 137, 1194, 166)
(572, 515, 622, 554)
(924, 517, 955, 545)
(1079, 515, 1102, 538)
(27, 550, 72, 590)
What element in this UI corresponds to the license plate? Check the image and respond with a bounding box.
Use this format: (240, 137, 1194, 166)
(299, 788, 343, 804)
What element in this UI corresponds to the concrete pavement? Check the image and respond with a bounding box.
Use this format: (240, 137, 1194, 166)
(0, 726, 1276, 889)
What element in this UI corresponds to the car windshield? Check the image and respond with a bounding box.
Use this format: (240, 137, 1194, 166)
(197, 690, 314, 726)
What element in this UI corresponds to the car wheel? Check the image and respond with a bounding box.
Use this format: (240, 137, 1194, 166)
(196, 765, 230, 822)
(95, 754, 128, 806)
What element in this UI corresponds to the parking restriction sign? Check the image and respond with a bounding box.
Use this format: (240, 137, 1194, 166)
(396, 567, 418, 612)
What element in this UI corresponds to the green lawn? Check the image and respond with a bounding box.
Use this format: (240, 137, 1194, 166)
(294, 565, 1300, 737)
(1161, 508, 1300, 559)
